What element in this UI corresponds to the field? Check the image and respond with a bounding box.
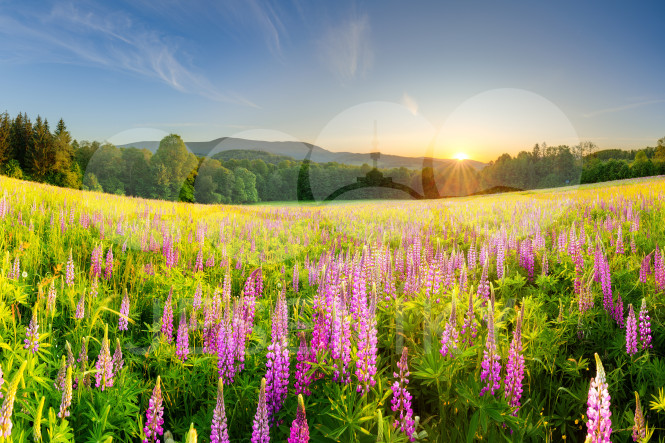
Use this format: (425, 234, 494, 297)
(0, 174, 663, 442)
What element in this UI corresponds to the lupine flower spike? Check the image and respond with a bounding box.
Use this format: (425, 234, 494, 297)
(504, 303, 525, 415)
(0, 361, 28, 437)
(119, 290, 130, 331)
(287, 394, 309, 443)
(391, 347, 416, 442)
(24, 307, 40, 354)
(632, 391, 646, 442)
(251, 378, 270, 443)
(480, 290, 501, 397)
(638, 298, 652, 350)
(161, 288, 174, 343)
(440, 290, 459, 358)
(626, 304, 638, 356)
(144, 376, 164, 443)
(210, 378, 230, 443)
(586, 353, 612, 443)
(176, 309, 189, 361)
(58, 365, 72, 418)
(95, 324, 114, 390)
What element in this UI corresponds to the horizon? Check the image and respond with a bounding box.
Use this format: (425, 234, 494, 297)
(2, 1, 664, 163)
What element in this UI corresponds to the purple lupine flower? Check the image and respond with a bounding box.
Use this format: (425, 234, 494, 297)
(293, 262, 299, 293)
(91, 244, 102, 278)
(112, 338, 124, 378)
(626, 304, 638, 356)
(104, 247, 113, 280)
(78, 337, 90, 388)
(614, 293, 624, 328)
(119, 290, 130, 331)
(216, 318, 235, 385)
(210, 378, 230, 443)
(251, 378, 269, 443)
(480, 293, 501, 397)
(440, 294, 459, 358)
(0, 361, 27, 437)
(615, 226, 624, 254)
(195, 246, 204, 273)
(633, 391, 646, 442)
(23, 309, 39, 354)
(504, 304, 525, 415)
(638, 298, 652, 350)
(355, 290, 378, 395)
(330, 298, 351, 384)
(266, 292, 289, 423)
(176, 310, 189, 361)
(639, 255, 651, 283)
(66, 249, 75, 287)
(55, 356, 67, 392)
(460, 291, 478, 348)
(295, 332, 315, 397)
(95, 325, 114, 391)
(391, 347, 415, 442)
(586, 353, 612, 443)
(161, 288, 174, 343)
(287, 394, 309, 443)
(90, 276, 99, 298)
(57, 365, 72, 419)
(75, 293, 85, 320)
(143, 376, 164, 443)
(477, 263, 490, 304)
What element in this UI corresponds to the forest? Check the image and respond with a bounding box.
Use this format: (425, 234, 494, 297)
(1, 111, 663, 204)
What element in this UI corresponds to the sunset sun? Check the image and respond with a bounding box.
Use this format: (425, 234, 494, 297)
(454, 152, 469, 161)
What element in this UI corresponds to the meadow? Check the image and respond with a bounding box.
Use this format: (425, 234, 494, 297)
(0, 174, 663, 442)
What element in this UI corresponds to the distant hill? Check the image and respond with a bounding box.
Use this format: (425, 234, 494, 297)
(120, 137, 486, 171)
(212, 149, 294, 165)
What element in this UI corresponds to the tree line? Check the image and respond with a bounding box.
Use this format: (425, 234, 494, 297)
(478, 139, 665, 190)
(1, 111, 663, 203)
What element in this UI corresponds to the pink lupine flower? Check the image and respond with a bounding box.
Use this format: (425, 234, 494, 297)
(391, 347, 415, 442)
(440, 294, 459, 358)
(176, 310, 189, 361)
(287, 394, 309, 443)
(66, 249, 75, 287)
(626, 304, 638, 356)
(104, 247, 113, 280)
(251, 378, 269, 443)
(75, 293, 85, 320)
(119, 290, 130, 331)
(504, 304, 525, 415)
(210, 378, 230, 443)
(460, 291, 478, 348)
(638, 298, 652, 350)
(266, 292, 289, 422)
(57, 365, 72, 419)
(112, 338, 124, 378)
(295, 332, 315, 396)
(143, 376, 164, 443)
(161, 288, 174, 343)
(480, 293, 501, 397)
(586, 353, 612, 443)
(23, 308, 39, 354)
(95, 325, 113, 391)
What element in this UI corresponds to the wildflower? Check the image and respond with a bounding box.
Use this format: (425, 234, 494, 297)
(293, 262, 299, 293)
(112, 339, 124, 378)
(75, 293, 85, 320)
(21, 271, 27, 279)
(216, 318, 235, 384)
(143, 376, 164, 443)
(0, 361, 27, 437)
(119, 290, 130, 331)
(295, 332, 315, 396)
(504, 304, 525, 415)
(586, 353, 612, 443)
(54, 356, 67, 392)
(66, 249, 75, 287)
(355, 290, 378, 395)
(615, 226, 624, 254)
(460, 291, 478, 347)
(480, 293, 501, 397)
(632, 391, 646, 442)
(638, 298, 652, 350)
(440, 294, 459, 358)
(58, 365, 72, 418)
(34, 396, 45, 442)
(287, 394, 309, 443)
(210, 378, 230, 443)
(330, 298, 351, 384)
(266, 292, 289, 422)
(46, 281, 57, 314)
(251, 378, 269, 443)
(24, 308, 39, 354)
(95, 325, 114, 391)
(91, 244, 102, 278)
(161, 287, 174, 343)
(391, 347, 416, 442)
(626, 304, 638, 356)
(176, 310, 189, 361)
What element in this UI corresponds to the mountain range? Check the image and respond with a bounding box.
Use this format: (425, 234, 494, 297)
(120, 137, 486, 171)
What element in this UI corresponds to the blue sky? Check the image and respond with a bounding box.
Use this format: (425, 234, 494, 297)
(1, 0, 664, 161)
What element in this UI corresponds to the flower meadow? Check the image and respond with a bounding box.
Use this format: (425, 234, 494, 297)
(0, 174, 664, 442)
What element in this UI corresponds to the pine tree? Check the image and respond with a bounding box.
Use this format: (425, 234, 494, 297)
(30, 115, 54, 181)
(0, 112, 10, 165)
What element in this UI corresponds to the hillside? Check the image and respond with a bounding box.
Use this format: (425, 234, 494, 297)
(120, 137, 486, 171)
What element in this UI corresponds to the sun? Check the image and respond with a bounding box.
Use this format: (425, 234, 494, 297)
(453, 152, 468, 161)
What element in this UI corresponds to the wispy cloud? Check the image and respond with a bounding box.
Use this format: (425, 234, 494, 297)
(583, 99, 665, 118)
(319, 15, 372, 82)
(402, 92, 419, 115)
(0, 2, 259, 107)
